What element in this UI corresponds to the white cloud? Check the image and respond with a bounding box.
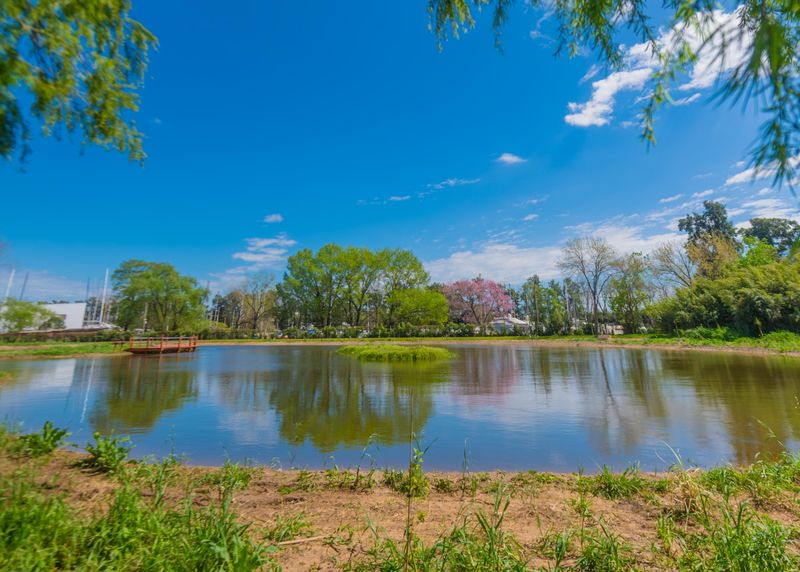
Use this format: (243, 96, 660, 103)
(672, 93, 702, 106)
(692, 189, 714, 198)
(566, 8, 752, 128)
(426, 178, 480, 190)
(388, 195, 411, 202)
(740, 198, 800, 220)
(522, 214, 539, 221)
(565, 68, 653, 127)
(580, 64, 601, 84)
(426, 244, 563, 283)
(230, 234, 296, 266)
(659, 193, 683, 203)
(757, 187, 772, 196)
(496, 153, 527, 165)
(263, 213, 283, 223)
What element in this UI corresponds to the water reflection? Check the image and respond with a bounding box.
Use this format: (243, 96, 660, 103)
(0, 345, 798, 469)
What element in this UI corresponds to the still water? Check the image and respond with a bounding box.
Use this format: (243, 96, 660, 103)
(1, 345, 800, 471)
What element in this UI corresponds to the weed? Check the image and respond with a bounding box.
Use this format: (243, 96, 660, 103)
(279, 469, 318, 494)
(83, 432, 130, 474)
(433, 476, 456, 493)
(575, 525, 635, 571)
(383, 449, 429, 499)
(15, 421, 69, 457)
(264, 512, 314, 543)
(587, 465, 645, 499)
(202, 458, 256, 498)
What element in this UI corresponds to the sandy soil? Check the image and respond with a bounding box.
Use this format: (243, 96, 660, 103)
(3, 450, 799, 571)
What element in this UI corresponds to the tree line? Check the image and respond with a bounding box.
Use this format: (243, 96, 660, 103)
(3, 202, 798, 338)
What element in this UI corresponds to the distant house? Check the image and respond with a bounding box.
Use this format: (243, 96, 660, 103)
(490, 315, 532, 334)
(598, 323, 625, 336)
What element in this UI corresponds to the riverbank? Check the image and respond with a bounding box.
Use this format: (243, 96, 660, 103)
(2, 431, 799, 570)
(1, 332, 800, 360)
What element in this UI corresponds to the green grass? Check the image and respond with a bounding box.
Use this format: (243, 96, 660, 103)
(14, 421, 70, 458)
(338, 343, 453, 362)
(0, 470, 276, 571)
(263, 512, 314, 543)
(0, 342, 118, 359)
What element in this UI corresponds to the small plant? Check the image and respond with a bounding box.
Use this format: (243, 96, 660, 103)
(84, 432, 131, 474)
(264, 512, 314, 543)
(588, 465, 645, 499)
(279, 469, 318, 494)
(202, 458, 256, 497)
(15, 421, 70, 457)
(384, 448, 429, 499)
(134, 454, 182, 506)
(575, 525, 635, 571)
(433, 477, 456, 493)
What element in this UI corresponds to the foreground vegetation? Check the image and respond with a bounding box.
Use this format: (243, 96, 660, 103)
(2, 423, 800, 570)
(0, 342, 118, 360)
(338, 344, 454, 362)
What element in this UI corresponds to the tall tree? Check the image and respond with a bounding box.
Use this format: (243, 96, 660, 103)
(112, 260, 207, 331)
(1, 0, 156, 161)
(0, 299, 62, 331)
(387, 288, 448, 326)
(742, 218, 800, 256)
(651, 241, 696, 289)
(240, 274, 276, 335)
(558, 237, 617, 334)
(679, 201, 739, 279)
(520, 275, 543, 334)
(428, 1, 800, 187)
(443, 276, 513, 334)
(608, 253, 649, 333)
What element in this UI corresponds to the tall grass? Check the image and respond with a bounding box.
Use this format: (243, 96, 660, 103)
(338, 344, 453, 362)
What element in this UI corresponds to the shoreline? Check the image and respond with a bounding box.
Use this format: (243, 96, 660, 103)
(1, 336, 799, 360)
(3, 445, 799, 570)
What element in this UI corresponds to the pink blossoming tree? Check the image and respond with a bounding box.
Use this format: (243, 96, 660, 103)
(442, 277, 514, 334)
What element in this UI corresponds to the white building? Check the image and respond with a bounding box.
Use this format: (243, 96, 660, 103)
(42, 303, 87, 330)
(490, 315, 532, 334)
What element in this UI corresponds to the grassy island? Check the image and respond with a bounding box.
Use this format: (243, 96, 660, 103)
(338, 344, 453, 362)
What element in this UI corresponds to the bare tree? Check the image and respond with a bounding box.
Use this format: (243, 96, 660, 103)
(651, 241, 696, 289)
(558, 237, 617, 334)
(240, 274, 276, 335)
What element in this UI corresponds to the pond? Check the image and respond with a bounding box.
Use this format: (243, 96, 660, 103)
(1, 344, 800, 471)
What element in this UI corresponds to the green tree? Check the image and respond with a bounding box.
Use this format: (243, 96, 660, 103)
(112, 260, 207, 331)
(1, 0, 156, 161)
(679, 201, 739, 279)
(742, 218, 800, 256)
(428, 0, 800, 186)
(739, 236, 780, 267)
(387, 287, 448, 326)
(520, 275, 543, 334)
(608, 253, 650, 333)
(0, 299, 62, 331)
(240, 273, 276, 335)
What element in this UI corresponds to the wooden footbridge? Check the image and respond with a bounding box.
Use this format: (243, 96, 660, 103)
(116, 336, 199, 355)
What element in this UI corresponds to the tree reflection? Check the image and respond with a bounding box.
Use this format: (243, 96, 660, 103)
(89, 356, 198, 434)
(211, 348, 443, 451)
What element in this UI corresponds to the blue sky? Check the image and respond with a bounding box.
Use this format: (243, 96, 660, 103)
(1, 1, 798, 300)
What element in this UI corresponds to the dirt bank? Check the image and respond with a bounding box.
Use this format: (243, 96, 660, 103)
(2, 448, 799, 570)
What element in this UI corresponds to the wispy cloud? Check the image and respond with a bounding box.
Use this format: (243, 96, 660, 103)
(388, 195, 411, 202)
(659, 193, 683, 204)
(692, 189, 714, 198)
(565, 68, 653, 127)
(496, 153, 527, 165)
(522, 214, 539, 221)
(426, 178, 480, 190)
(263, 213, 283, 223)
(0, 269, 87, 302)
